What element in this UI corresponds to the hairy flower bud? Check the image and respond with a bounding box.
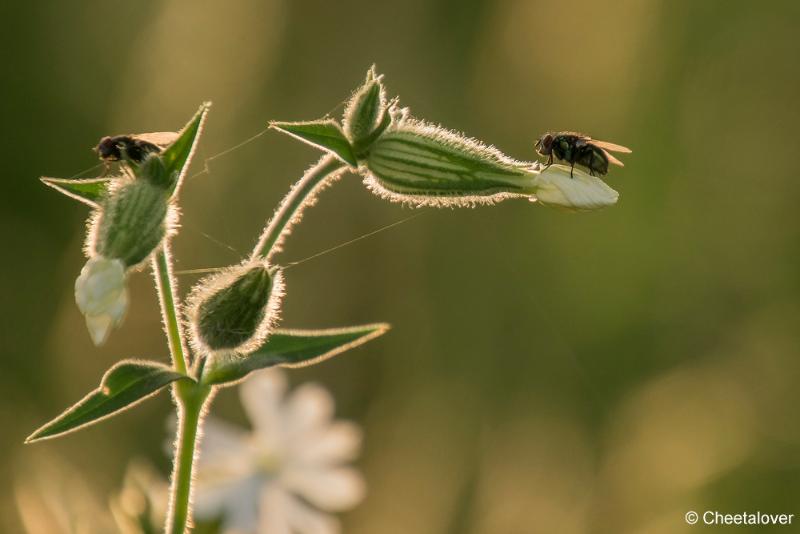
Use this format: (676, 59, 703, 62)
(74, 257, 128, 345)
(91, 175, 171, 268)
(187, 262, 284, 355)
(362, 118, 537, 207)
(343, 66, 389, 157)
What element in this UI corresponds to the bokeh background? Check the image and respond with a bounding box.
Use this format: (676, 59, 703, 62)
(3, 0, 800, 532)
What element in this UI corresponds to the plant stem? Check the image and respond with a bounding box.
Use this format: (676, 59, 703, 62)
(251, 154, 346, 261)
(153, 242, 209, 533)
(153, 244, 189, 375)
(168, 383, 210, 534)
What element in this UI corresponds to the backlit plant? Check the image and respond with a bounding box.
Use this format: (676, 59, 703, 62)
(27, 67, 622, 533)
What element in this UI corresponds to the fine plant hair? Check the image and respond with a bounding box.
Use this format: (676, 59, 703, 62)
(27, 66, 625, 533)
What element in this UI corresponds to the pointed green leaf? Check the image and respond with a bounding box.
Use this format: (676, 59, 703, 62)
(26, 360, 189, 443)
(270, 120, 358, 167)
(201, 323, 390, 386)
(160, 102, 211, 196)
(40, 177, 111, 207)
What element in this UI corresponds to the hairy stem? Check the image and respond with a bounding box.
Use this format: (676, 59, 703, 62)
(251, 154, 346, 261)
(154, 243, 209, 533)
(153, 245, 190, 375)
(168, 383, 211, 534)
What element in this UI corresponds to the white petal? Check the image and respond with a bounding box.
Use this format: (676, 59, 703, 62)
(532, 165, 619, 210)
(194, 475, 262, 532)
(283, 466, 366, 511)
(258, 486, 293, 534)
(108, 290, 128, 325)
(75, 257, 128, 345)
(263, 486, 339, 534)
(294, 421, 363, 466)
(195, 418, 254, 480)
(75, 257, 126, 314)
(240, 369, 288, 440)
(285, 383, 335, 441)
(85, 313, 114, 346)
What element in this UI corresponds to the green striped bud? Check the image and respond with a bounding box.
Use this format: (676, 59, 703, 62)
(187, 262, 284, 355)
(363, 119, 536, 207)
(362, 119, 618, 210)
(91, 157, 174, 268)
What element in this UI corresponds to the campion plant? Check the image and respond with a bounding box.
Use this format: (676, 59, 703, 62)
(27, 66, 623, 533)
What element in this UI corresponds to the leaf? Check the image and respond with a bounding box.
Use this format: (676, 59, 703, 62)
(26, 360, 189, 443)
(160, 102, 211, 196)
(270, 120, 358, 167)
(201, 323, 390, 386)
(40, 177, 111, 207)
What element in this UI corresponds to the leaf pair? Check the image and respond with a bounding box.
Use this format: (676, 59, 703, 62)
(26, 324, 388, 443)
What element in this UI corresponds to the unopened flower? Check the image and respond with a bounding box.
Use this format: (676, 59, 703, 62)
(74, 256, 128, 345)
(194, 369, 365, 533)
(343, 66, 390, 158)
(187, 261, 284, 356)
(90, 171, 172, 269)
(530, 164, 619, 211)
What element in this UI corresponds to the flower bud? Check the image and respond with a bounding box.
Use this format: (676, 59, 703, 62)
(362, 119, 537, 207)
(74, 257, 128, 345)
(92, 177, 171, 268)
(136, 152, 173, 189)
(343, 67, 389, 157)
(530, 165, 619, 210)
(187, 262, 284, 355)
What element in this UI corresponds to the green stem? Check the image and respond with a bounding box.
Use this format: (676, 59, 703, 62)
(153, 242, 209, 533)
(168, 384, 210, 534)
(251, 154, 346, 261)
(153, 245, 189, 375)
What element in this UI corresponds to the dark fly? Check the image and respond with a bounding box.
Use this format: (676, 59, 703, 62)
(535, 132, 631, 177)
(95, 132, 178, 169)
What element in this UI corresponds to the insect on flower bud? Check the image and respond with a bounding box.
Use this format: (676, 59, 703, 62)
(187, 262, 284, 355)
(91, 174, 172, 268)
(343, 66, 389, 157)
(74, 257, 128, 346)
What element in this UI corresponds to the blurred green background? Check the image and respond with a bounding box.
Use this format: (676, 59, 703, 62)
(3, 0, 800, 532)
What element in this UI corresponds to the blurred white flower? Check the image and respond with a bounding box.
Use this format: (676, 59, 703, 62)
(14, 454, 115, 534)
(531, 164, 619, 211)
(74, 256, 128, 345)
(194, 369, 366, 534)
(110, 459, 169, 534)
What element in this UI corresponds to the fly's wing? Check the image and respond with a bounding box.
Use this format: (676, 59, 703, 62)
(591, 140, 632, 153)
(603, 150, 625, 167)
(131, 132, 179, 148)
